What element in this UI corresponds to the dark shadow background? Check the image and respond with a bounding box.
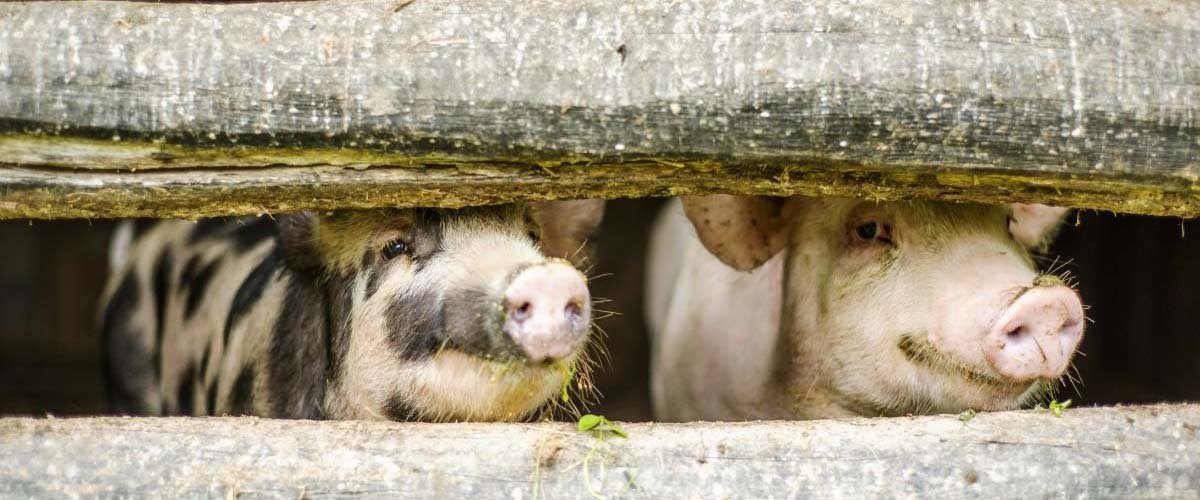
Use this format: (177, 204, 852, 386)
(2, 199, 1198, 419)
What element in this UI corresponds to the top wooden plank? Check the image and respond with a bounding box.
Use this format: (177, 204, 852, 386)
(0, 0, 1198, 218)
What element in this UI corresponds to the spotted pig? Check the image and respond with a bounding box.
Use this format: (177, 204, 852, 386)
(100, 201, 604, 422)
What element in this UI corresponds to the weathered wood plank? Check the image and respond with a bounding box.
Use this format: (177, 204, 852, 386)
(0, 405, 1197, 498)
(0, 0, 1198, 218)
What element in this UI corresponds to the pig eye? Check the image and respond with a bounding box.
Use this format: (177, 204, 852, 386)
(528, 231, 541, 244)
(854, 221, 893, 243)
(855, 222, 877, 240)
(380, 239, 411, 261)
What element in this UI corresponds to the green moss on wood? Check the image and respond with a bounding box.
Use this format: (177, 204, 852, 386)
(2, 134, 1200, 220)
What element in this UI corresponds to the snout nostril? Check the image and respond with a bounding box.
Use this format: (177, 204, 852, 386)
(1006, 326, 1024, 339)
(565, 301, 582, 319)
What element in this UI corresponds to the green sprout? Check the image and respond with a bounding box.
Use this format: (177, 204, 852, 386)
(577, 414, 628, 439)
(1048, 399, 1072, 417)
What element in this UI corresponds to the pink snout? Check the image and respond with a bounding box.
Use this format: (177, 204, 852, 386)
(984, 285, 1085, 382)
(502, 262, 591, 363)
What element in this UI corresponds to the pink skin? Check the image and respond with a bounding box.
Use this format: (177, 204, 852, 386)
(917, 233, 1086, 397)
(984, 285, 1085, 382)
(651, 197, 1087, 421)
(502, 261, 591, 363)
(796, 201, 1086, 415)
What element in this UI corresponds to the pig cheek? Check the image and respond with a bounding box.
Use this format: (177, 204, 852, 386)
(339, 298, 408, 420)
(826, 261, 934, 401)
(337, 267, 424, 419)
(818, 269, 911, 393)
(372, 259, 563, 421)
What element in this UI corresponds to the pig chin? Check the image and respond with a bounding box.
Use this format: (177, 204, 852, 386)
(402, 350, 580, 422)
(895, 333, 1048, 411)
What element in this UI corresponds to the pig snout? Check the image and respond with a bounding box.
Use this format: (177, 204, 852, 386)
(984, 283, 1084, 382)
(502, 261, 590, 363)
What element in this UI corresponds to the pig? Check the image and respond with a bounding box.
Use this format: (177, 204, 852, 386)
(647, 195, 1083, 421)
(100, 201, 604, 422)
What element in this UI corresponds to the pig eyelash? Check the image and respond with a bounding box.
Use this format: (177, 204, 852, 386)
(853, 221, 893, 244)
(380, 239, 412, 261)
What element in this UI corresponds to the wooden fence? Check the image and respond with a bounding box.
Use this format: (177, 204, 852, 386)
(0, 0, 1197, 218)
(1, 2, 1198, 498)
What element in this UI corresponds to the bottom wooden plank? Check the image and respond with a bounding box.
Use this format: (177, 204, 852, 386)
(0, 404, 1197, 499)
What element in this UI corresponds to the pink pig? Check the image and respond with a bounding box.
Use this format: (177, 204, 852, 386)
(647, 196, 1084, 421)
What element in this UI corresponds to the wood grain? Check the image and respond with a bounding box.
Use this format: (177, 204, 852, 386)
(0, 0, 1197, 217)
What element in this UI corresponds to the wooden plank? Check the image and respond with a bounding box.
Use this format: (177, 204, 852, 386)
(1, 404, 1197, 498)
(0, 0, 1198, 218)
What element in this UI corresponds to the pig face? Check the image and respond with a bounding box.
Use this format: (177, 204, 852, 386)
(276, 202, 601, 422)
(682, 196, 1083, 418)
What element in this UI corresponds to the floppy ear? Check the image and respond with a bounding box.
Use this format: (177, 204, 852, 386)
(530, 200, 605, 266)
(275, 211, 323, 272)
(1009, 203, 1071, 253)
(681, 195, 789, 272)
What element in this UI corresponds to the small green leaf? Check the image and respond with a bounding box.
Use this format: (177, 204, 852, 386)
(1049, 399, 1072, 417)
(958, 408, 976, 423)
(577, 414, 603, 431)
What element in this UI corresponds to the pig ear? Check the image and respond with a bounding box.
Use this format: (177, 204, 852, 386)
(1009, 203, 1071, 252)
(275, 211, 323, 272)
(681, 195, 789, 272)
(530, 200, 606, 266)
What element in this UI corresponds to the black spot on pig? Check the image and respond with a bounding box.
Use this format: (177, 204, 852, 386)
(276, 212, 321, 272)
(152, 249, 174, 380)
(205, 379, 218, 416)
(179, 255, 200, 284)
(188, 218, 234, 244)
(385, 287, 445, 360)
(441, 286, 517, 361)
(321, 278, 356, 382)
(224, 249, 280, 345)
(101, 273, 146, 414)
(268, 275, 327, 419)
(383, 394, 418, 421)
(129, 218, 159, 239)
(230, 217, 274, 252)
(199, 343, 212, 379)
(228, 366, 256, 415)
(181, 255, 222, 319)
(398, 210, 446, 273)
(362, 251, 380, 298)
(176, 363, 197, 415)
